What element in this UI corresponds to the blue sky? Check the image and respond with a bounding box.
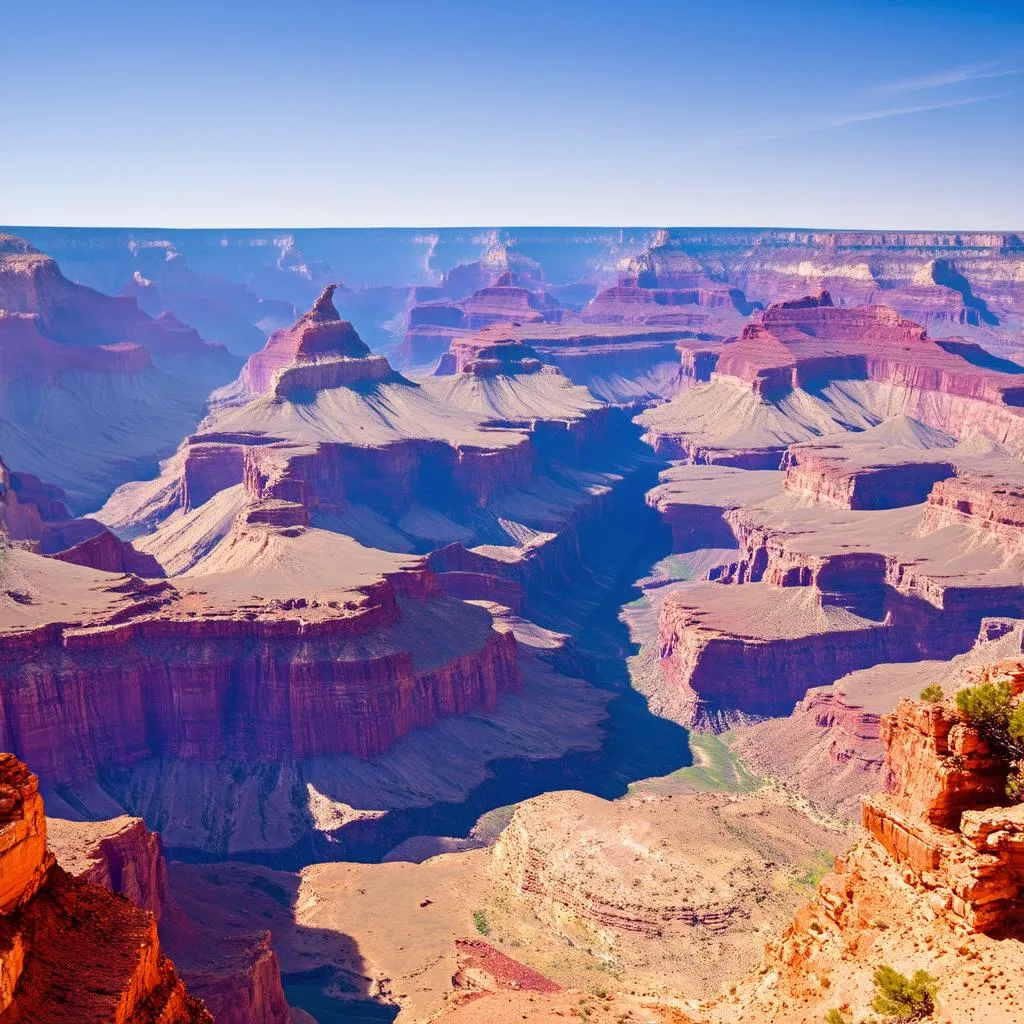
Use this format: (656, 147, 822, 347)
(2, 0, 1021, 228)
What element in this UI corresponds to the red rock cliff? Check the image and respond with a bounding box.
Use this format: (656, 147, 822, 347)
(0, 753, 212, 1023)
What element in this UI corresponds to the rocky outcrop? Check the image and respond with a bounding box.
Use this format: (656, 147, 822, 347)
(862, 670, 1024, 932)
(646, 421, 1024, 731)
(0, 547, 519, 785)
(163, 928, 290, 1024)
(47, 816, 169, 919)
(489, 788, 846, 1001)
(728, 619, 1024, 820)
(229, 284, 391, 401)
(47, 814, 291, 1024)
(438, 334, 544, 376)
(783, 448, 956, 510)
(0, 456, 164, 575)
(708, 676, 1024, 1024)
(0, 754, 211, 1023)
(0, 756, 52, 917)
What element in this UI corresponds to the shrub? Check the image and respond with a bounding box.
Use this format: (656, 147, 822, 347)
(871, 964, 938, 1019)
(956, 680, 1013, 732)
(1009, 701, 1024, 747)
(824, 1009, 848, 1024)
(1007, 765, 1024, 803)
(471, 909, 490, 936)
(919, 684, 943, 703)
(955, 681, 1024, 801)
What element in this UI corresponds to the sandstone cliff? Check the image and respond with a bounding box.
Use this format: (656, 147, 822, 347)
(47, 814, 292, 1024)
(0, 753, 212, 1023)
(705, 670, 1024, 1024)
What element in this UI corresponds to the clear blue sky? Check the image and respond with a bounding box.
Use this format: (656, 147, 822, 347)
(3, 0, 1021, 228)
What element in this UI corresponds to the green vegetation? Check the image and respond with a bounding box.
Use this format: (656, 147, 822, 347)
(631, 733, 761, 797)
(823, 1010, 848, 1024)
(956, 680, 1014, 732)
(471, 909, 490, 936)
(795, 848, 835, 890)
(918, 684, 943, 703)
(955, 680, 1024, 801)
(871, 965, 938, 1020)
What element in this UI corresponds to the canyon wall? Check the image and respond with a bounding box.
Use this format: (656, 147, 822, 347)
(48, 814, 291, 1024)
(0, 754, 212, 1022)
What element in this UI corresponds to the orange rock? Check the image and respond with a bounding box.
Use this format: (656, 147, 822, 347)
(0, 754, 211, 1023)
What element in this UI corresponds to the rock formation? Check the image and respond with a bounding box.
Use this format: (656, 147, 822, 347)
(46, 814, 292, 1024)
(1, 287, 653, 856)
(0, 235, 240, 510)
(226, 284, 392, 403)
(640, 303, 1024, 731)
(641, 293, 1024, 465)
(0, 753, 212, 1022)
(0, 455, 163, 575)
(0, 544, 519, 787)
(729, 619, 1024, 819)
(704, 673, 1024, 1024)
(399, 271, 567, 369)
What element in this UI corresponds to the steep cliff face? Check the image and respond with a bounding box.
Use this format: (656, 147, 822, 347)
(654, 582, 968, 729)
(47, 816, 169, 919)
(707, 678, 1024, 1024)
(0, 546, 519, 785)
(728, 619, 1024, 820)
(0, 754, 211, 1023)
(618, 229, 1024, 346)
(47, 813, 291, 1024)
(646, 414, 1024, 731)
(862, 671, 1024, 932)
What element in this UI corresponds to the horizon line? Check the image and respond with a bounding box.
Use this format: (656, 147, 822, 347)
(3, 222, 1022, 235)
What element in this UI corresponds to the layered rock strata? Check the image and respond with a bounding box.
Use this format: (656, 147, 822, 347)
(640, 294, 1024, 464)
(647, 419, 1024, 730)
(729, 619, 1024, 819)
(706, 681, 1024, 1024)
(0, 235, 239, 509)
(46, 815, 295, 1024)
(0, 545, 519, 785)
(399, 271, 566, 368)
(0, 754, 211, 1023)
(862, 670, 1024, 932)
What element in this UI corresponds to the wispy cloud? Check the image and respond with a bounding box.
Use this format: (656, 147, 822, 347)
(709, 93, 1006, 149)
(867, 60, 1023, 97)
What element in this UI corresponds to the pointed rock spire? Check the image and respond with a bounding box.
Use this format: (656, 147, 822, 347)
(308, 284, 341, 323)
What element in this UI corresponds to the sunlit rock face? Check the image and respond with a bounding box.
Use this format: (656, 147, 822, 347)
(0, 754, 212, 1023)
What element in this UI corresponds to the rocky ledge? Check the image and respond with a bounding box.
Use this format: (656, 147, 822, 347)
(0, 753, 211, 1022)
(707, 671, 1024, 1024)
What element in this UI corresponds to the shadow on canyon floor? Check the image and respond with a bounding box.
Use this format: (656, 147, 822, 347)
(165, 862, 400, 1022)
(164, 450, 693, 869)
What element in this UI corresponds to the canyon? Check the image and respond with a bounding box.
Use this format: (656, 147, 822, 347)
(1, 226, 1023, 1021)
